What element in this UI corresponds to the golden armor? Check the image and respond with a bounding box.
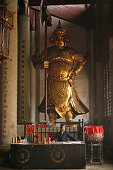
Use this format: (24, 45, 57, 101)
(32, 21, 89, 125)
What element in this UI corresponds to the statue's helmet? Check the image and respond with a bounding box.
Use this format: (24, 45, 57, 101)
(49, 20, 70, 47)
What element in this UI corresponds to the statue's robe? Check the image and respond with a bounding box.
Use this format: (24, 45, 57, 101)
(32, 46, 89, 119)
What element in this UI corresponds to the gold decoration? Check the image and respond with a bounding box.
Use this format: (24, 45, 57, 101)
(17, 148, 30, 164)
(32, 21, 89, 126)
(0, 4, 15, 63)
(50, 149, 66, 163)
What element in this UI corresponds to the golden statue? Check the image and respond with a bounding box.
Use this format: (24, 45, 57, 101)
(32, 21, 89, 125)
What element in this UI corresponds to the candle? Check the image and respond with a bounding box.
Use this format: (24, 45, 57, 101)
(19, 136, 21, 143)
(12, 137, 14, 143)
(15, 137, 17, 143)
(43, 137, 46, 144)
(48, 137, 51, 144)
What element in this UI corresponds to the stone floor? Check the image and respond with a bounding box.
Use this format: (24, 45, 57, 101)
(0, 163, 113, 170)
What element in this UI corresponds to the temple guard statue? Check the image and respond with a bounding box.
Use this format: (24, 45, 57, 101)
(32, 21, 89, 125)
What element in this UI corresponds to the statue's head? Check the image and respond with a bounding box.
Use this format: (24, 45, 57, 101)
(49, 20, 70, 47)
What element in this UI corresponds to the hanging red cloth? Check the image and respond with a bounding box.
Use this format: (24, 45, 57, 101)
(34, 131, 40, 138)
(26, 125, 35, 133)
(84, 125, 104, 135)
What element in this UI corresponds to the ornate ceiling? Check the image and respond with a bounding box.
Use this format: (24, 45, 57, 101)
(29, 0, 96, 6)
(28, 0, 95, 28)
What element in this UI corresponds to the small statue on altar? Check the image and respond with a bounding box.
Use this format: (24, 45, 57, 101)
(32, 21, 89, 126)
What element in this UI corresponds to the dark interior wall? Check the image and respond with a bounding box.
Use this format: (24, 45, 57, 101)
(92, 0, 113, 159)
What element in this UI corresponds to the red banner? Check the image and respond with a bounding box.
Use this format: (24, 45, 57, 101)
(26, 125, 35, 133)
(84, 125, 104, 136)
(38, 124, 47, 128)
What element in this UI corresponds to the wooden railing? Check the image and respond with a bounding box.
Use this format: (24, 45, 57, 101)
(18, 119, 85, 143)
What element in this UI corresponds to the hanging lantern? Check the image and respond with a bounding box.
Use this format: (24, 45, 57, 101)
(0, 2, 14, 63)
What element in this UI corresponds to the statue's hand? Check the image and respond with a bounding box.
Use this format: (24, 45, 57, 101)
(44, 61, 49, 68)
